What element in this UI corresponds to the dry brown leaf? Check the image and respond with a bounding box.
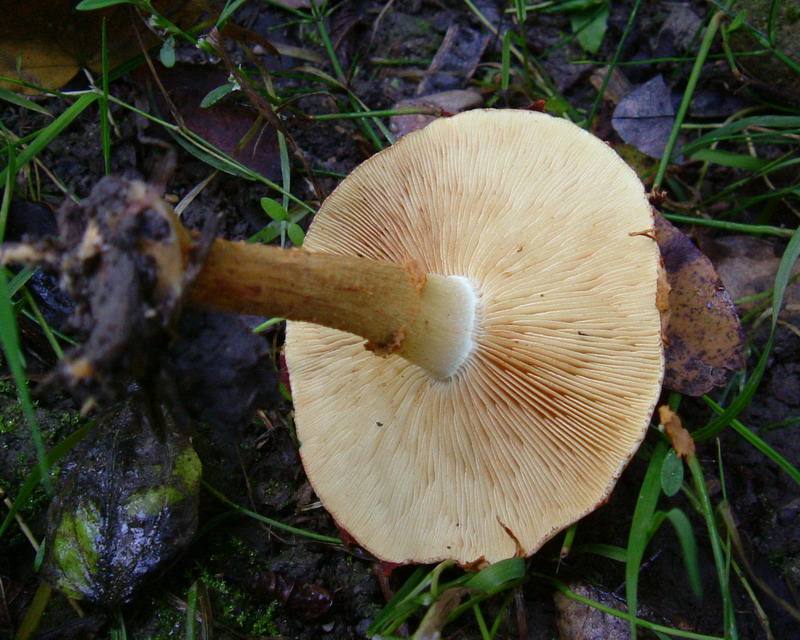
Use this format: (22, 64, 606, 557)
(658, 405, 696, 459)
(0, 0, 201, 93)
(656, 214, 746, 396)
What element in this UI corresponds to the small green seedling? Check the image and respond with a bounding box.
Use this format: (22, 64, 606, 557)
(255, 197, 306, 247)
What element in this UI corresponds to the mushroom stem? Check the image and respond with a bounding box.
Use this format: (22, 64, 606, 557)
(187, 240, 478, 379)
(190, 239, 421, 349)
(0, 178, 480, 380)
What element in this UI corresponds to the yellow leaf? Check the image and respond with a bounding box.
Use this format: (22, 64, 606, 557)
(658, 406, 696, 459)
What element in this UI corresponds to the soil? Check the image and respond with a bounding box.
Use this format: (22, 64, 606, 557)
(1, 1, 799, 639)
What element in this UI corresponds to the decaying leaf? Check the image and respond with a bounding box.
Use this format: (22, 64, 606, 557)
(389, 90, 483, 138)
(416, 24, 489, 96)
(656, 3, 703, 57)
(658, 405, 696, 459)
(656, 214, 746, 396)
(0, 0, 201, 93)
(136, 62, 282, 181)
(42, 393, 201, 605)
(612, 75, 677, 159)
(589, 66, 634, 105)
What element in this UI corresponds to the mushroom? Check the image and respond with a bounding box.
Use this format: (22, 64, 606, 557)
(283, 109, 664, 564)
(1, 109, 664, 565)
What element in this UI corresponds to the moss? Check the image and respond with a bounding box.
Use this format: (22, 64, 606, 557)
(125, 485, 186, 517)
(200, 568, 281, 636)
(51, 502, 101, 600)
(133, 594, 185, 640)
(172, 447, 201, 488)
(411, 16, 440, 35)
(123, 445, 200, 517)
(226, 536, 261, 564)
(0, 401, 24, 435)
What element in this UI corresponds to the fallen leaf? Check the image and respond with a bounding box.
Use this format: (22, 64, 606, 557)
(237, 569, 333, 620)
(659, 405, 696, 459)
(589, 66, 634, 105)
(390, 89, 483, 138)
(0, 0, 200, 93)
(416, 24, 489, 96)
(136, 63, 282, 181)
(690, 89, 750, 119)
(656, 214, 746, 396)
(655, 3, 703, 57)
(612, 75, 678, 159)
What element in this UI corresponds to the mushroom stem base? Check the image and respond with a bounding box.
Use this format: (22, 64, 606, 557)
(400, 274, 479, 380)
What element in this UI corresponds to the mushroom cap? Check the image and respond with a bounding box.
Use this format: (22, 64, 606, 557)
(285, 109, 664, 565)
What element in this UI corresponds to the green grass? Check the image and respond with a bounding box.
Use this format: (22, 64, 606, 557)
(0, 0, 798, 637)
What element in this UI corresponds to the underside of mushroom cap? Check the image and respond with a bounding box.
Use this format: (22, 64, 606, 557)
(285, 109, 664, 565)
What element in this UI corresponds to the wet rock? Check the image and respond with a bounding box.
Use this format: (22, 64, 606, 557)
(42, 393, 201, 605)
(554, 582, 695, 639)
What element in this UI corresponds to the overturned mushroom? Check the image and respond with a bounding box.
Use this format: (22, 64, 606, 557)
(2, 109, 664, 565)
(284, 110, 663, 564)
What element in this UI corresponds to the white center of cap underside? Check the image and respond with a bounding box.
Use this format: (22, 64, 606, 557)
(399, 273, 480, 380)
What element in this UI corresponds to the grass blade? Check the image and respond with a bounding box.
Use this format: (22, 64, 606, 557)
(0, 425, 91, 538)
(703, 397, 800, 485)
(688, 455, 737, 638)
(0, 157, 50, 492)
(626, 441, 668, 640)
(651, 509, 702, 598)
(0, 93, 99, 189)
(101, 18, 112, 176)
(0, 88, 53, 116)
(654, 4, 732, 188)
(201, 481, 341, 544)
(693, 225, 800, 441)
